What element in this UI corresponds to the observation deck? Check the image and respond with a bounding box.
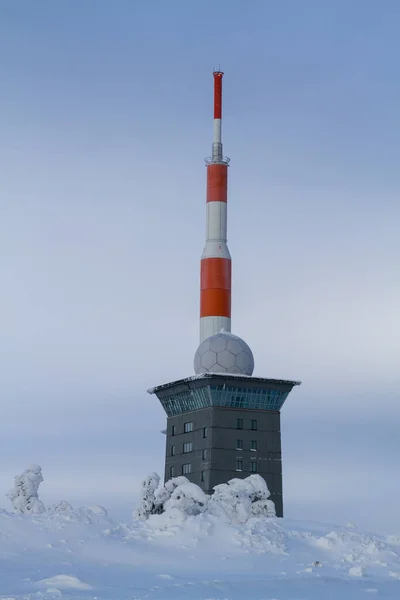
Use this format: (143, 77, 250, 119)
(148, 373, 301, 417)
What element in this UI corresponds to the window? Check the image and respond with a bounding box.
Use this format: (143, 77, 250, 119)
(183, 442, 193, 454)
(170, 445, 176, 456)
(169, 466, 175, 477)
(251, 462, 257, 473)
(182, 463, 192, 475)
(202, 448, 207, 460)
(251, 419, 258, 431)
(236, 460, 243, 471)
(201, 471, 205, 482)
(250, 440, 257, 451)
(237, 418, 243, 430)
(236, 439, 243, 450)
(203, 427, 208, 438)
(162, 385, 289, 416)
(184, 422, 193, 433)
(171, 425, 176, 436)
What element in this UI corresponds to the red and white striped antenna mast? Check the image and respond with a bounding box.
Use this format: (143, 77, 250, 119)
(200, 70, 231, 342)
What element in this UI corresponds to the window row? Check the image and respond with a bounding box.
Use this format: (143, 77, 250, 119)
(170, 440, 277, 456)
(170, 463, 192, 477)
(236, 460, 258, 473)
(174, 419, 257, 432)
(171, 423, 208, 437)
(169, 460, 259, 478)
(161, 386, 289, 416)
(169, 464, 207, 482)
(170, 445, 208, 459)
(236, 439, 258, 451)
(236, 418, 257, 430)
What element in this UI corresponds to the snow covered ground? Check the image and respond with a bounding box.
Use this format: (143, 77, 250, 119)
(1, 505, 400, 599)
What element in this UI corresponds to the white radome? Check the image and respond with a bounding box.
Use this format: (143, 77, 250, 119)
(194, 331, 254, 376)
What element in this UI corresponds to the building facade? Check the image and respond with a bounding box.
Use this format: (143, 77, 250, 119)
(149, 373, 300, 517)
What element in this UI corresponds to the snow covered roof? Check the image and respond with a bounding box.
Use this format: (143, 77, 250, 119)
(147, 372, 301, 395)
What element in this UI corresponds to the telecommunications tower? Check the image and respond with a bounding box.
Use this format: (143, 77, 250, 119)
(149, 71, 300, 517)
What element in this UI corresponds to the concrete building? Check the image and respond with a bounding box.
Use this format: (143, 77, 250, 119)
(149, 373, 299, 517)
(149, 71, 300, 517)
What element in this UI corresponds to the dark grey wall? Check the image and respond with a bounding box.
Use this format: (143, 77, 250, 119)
(164, 406, 283, 517)
(165, 408, 213, 490)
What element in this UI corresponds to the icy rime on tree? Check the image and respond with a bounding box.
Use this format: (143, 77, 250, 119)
(7, 464, 46, 515)
(134, 473, 162, 521)
(134, 473, 276, 523)
(211, 475, 276, 523)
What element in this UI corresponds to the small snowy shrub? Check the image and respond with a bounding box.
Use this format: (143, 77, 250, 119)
(154, 476, 190, 509)
(164, 482, 209, 516)
(49, 500, 74, 514)
(209, 474, 275, 523)
(134, 472, 161, 521)
(247, 474, 276, 518)
(7, 464, 46, 515)
(210, 478, 253, 523)
(246, 474, 271, 502)
(251, 498, 276, 517)
(164, 476, 190, 495)
(134, 475, 194, 521)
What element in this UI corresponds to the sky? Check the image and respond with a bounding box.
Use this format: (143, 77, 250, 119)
(0, 0, 399, 531)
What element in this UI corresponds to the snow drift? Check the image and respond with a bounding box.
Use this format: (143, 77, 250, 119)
(2, 466, 400, 599)
(1, 503, 400, 599)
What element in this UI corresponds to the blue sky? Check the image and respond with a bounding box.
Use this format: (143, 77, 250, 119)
(0, 1, 399, 530)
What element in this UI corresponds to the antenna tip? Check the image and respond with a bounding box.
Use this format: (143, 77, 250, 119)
(213, 67, 224, 77)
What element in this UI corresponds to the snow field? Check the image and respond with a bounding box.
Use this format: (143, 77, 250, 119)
(1, 467, 399, 599)
(0, 506, 400, 599)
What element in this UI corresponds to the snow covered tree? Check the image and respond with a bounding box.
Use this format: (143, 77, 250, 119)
(251, 498, 276, 517)
(133, 472, 161, 521)
(133, 474, 209, 521)
(209, 478, 253, 523)
(133, 472, 274, 523)
(209, 475, 275, 523)
(49, 500, 74, 514)
(153, 476, 190, 510)
(6, 464, 46, 515)
(247, 474, 276, 518)
(164, 476, 190, 495)
(164, 482, 209, 516)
